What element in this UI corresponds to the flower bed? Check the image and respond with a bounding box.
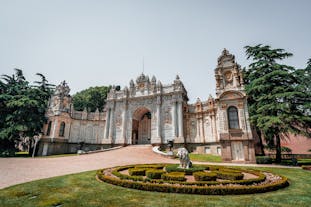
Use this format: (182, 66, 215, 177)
(97, 163, 289, 195)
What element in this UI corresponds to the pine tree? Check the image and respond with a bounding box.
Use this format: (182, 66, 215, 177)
(244, 45, 311, 163)
(0, 69, 54, 155)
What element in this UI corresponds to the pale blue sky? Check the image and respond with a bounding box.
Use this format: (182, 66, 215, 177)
(1, 0, 310, 102)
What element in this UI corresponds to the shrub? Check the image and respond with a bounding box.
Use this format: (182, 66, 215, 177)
(0, 149, 17, 157)
(162, 172, 186, 181)
(146, 169, 165, 179)
(208, 165, 224, 171)
(97, 169, 289, 195)
(216, 171, 244, 180)
(135, 164, 165, 169)
(112, 167, 145, 181)
(281, 146, 292, 153)
(193, 172, 217, 181)
(256, 156, 273, 164)
(165, 164, 206, 175)
(302, 165, 311, 171)
(298, 159, 311, 166)
(220, 168, 242, 173)
(128, 168, 147, 176)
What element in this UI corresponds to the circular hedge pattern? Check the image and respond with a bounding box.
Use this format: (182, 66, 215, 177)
(96, 163, 289, 195)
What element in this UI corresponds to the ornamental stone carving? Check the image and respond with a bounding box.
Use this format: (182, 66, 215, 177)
(177, 148, 192, 169)
(41, 50, 256, 164)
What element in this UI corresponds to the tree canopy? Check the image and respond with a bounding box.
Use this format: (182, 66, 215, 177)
(0, 69, 54, 154)
(244, 44, 311, 162)
(72, 86, 111, 112)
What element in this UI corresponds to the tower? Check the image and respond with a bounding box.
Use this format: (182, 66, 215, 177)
(215, 49, 255, 163)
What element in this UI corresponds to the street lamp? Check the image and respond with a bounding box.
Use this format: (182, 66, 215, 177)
(32, 133, 42, 158)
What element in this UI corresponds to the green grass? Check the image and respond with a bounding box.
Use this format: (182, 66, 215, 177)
(0, 167, 310, 207)
(15, 151, 29, 155)
(189, 153, 222, 162)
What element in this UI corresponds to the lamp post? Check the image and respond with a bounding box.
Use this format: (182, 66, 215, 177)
(167, 140, 174, 156)
(32, 134, 42, 158)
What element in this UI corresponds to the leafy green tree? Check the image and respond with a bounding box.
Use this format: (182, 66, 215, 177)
(293, 59, 311, 120)
(0, 69, 54, 155)
(72, 86, 111, 112)
(244, 45, 311, 163)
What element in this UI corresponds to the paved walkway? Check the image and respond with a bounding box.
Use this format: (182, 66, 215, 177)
(0, 145, 176, 189)
(0, 145, 298, 189)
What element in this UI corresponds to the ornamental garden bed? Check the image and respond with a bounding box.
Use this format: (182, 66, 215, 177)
(96, 163, 289, 195)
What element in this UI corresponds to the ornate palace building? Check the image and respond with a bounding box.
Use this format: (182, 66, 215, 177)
(39, 49, 256, 163)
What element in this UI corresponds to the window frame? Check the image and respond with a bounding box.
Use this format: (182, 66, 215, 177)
(46, 121, 52, 136)
(227, 106, 240, 129)
(59, 122, 66, 137)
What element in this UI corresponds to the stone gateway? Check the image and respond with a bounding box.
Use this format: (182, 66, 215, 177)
(39, 49, 256, 163)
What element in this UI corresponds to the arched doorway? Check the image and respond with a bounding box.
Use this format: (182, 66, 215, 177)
(132, 107, 151, 144)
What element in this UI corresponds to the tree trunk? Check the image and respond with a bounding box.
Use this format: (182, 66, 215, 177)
(275, 134, 282, 163)
(28, 139, 34, 157)
(257, 128, 265, 155)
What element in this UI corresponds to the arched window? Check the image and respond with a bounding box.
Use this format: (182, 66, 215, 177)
(46, 121, 52, 136)
(228, 106, 239, 129)
(59, 122, 65, 137)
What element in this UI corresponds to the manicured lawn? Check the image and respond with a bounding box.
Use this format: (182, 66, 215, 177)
(189, 153, 222, 162)
(0, 167, 310, 207)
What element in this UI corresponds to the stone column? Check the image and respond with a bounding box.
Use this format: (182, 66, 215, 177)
(108, 103, 115, 142)
(201, 116, 205, 143)
(104, 108, 110, 139)
(195, 116, 200, 142)
(51, 119, 58, 141)
(178, 101, 184, 138)
(122, 103, 128, 144)
(213, 113, 218, 141)
(172, 100, 177, 139)
(210, 114, 215, 141)
(155, 96, 162, 143)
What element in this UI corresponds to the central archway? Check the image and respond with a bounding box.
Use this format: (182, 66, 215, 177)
(132, 107, 151, 145)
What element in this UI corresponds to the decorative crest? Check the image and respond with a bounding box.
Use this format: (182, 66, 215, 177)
(54, 80, 70, 97)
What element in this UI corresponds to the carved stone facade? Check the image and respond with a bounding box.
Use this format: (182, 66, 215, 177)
(39, 49, 256, 163)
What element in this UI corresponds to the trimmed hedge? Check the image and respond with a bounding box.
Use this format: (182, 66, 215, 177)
(162, 172, 187, 181)
(112, 167, 145, 181)
(97, 169, 289, 195)
(146, 169, 165, 179)
(112, 167, 265, 186)
(165, 164, 206, 175)
(302, 165, 311, 171)
(256, 156, 273, 164)
(193, 171, 217, 181)
(216, 171, 244, 180)
(220, 168, 242, 173)
(135, 164, 165, 169)
(128, 168, 147, 176)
